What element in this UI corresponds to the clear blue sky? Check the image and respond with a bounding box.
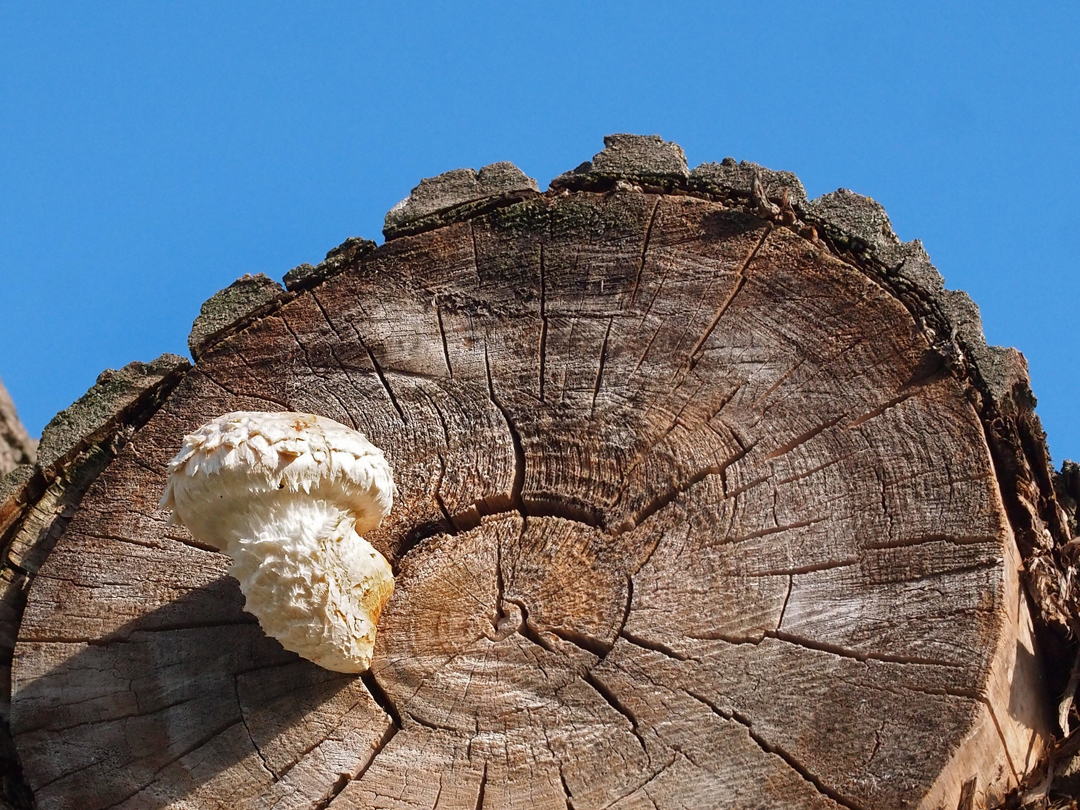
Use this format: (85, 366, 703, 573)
(2, 3, 1077, 465)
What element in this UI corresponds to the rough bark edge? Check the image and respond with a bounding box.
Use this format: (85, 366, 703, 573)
(188, 273, 291, 361)
(0, 353, 191, 810)
(283, 237, 378, 292)
(383, 162, 540, 240)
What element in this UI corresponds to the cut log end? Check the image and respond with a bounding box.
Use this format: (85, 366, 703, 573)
(5, 137, 1066, 810)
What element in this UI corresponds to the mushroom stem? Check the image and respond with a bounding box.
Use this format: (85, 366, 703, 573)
(227, 502, 393, 674)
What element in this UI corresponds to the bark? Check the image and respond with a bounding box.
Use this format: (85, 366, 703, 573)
(1, 135, 1073, 810)
(0, 378, 34, 479)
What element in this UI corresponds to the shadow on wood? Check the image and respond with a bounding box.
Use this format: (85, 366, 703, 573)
(12, 576, 390, 810)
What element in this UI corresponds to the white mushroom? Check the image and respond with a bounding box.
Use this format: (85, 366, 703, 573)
(159, 411, 395, 673)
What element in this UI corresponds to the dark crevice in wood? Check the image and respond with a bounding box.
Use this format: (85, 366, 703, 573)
(763, 412, 848, 462)
(394, 496, 608, 570)
(434, 475, 455, 529)
(581, 670, 649, 756)
(358, 339, 407, 426)
(483, 346, 526, 516)
(745, 557, 859, 578)
(980, 698, 1021, 783)
(354, 720, 398, 781)
(522, 497, 603, 529)
(589, 317, 614, 420)
(770, 629, 960, 668)
(619, 446, 750, 533)
(312, 772, 351, 810)
(845, 389, 920, 431)
(875, 466, 894, 543)
(505, 597, 554, 653)
(619, 630, 689, 662)
(432, 774, 446, 808)
(360, 671, 402, 729)
(420, 390, 450, 445)
(683, 628, 768, 645)
(77, 528, 162, 550)
(435, 300, 454, 379)
(714, 700, 867, 810)
(868, 718, 887, 767)
(612, 574, 635, 652)
(473, 761, 488, 810)
(547, 624, 611, 658)
(684, 227, 769, 375)
(391, 517, 454, 570)
(748, 357, 806, 413)
(777, 576, 794, 630)
(404, 712, 461, 734)
(628, 321, 662, 379)
(628, 196, 661, 308)
(559, 764, 576, 809)
(234, 675, 276, 781)
(723, 516, 828, 547)
(166, 530, 222, 554)
(492, 529, 510, 633)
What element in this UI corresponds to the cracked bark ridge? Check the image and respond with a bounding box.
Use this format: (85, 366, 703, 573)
(283, 238, 377, 293)
(552, 133, 690, 191)
(8, 136, 1066, 810)
(690, 158, 808, 207)
(0, 381, 34, 480)
(188, 273, 288, 360)
(383, 163, 540, 240)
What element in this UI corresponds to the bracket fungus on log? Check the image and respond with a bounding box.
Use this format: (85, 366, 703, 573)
(0, 134, 1075, 810)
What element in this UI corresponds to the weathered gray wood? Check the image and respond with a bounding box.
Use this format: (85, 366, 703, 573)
(0, 380, 34, 479)
(7, 135, 1072, 810)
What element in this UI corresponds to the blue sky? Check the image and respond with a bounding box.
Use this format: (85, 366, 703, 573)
(2, 3, 1077, 465)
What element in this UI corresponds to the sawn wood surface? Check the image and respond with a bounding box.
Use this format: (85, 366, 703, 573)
(8, 179, 1051, 809)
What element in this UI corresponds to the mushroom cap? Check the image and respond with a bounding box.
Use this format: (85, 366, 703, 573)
(159, 411, 394, 554)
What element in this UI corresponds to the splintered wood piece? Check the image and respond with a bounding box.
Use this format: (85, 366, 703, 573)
(11, 180, 1049, 810)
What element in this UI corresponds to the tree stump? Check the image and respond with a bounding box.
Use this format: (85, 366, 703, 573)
(2, 136, 1070, 810)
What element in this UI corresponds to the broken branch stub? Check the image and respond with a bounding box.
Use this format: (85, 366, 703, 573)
(5, 135, 1070, 810)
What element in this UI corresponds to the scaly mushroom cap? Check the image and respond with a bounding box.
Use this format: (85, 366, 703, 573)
(159, 411, 396, 673)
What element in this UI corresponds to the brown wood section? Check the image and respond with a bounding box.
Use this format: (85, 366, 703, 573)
(11, 191, 1046, 809)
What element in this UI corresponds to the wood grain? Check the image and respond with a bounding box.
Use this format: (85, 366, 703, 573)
(11, 188, 1049, 809)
